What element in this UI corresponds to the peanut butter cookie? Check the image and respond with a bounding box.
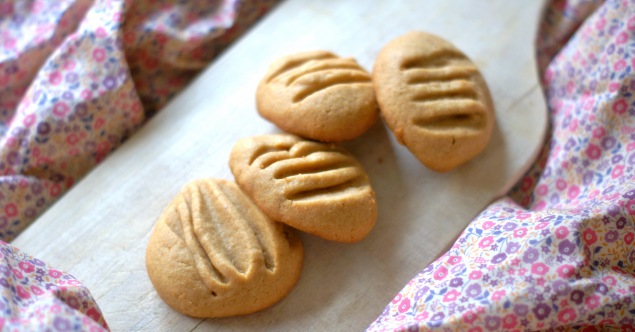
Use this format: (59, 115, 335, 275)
(229, 134, 377, 242)
(257, 50, 378, 142)
(146, 178, 303, 318)
(373, 31, 495, 172)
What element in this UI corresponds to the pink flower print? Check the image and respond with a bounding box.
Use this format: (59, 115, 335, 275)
(582, 228, 597, 245)
(534, 222, 549, 230)
(23, 114, 36, 127)
(558, 308, 577, 323)
(468, 270, 482, 280)
(397, 298, 410, 314)
(447, 256, 462, 265)
(557, 264, 576, 279)
(609, 82, 621, 92)
(568, 185, 580, 199)
(414, 312, 429, 321)
(482, 221, 495, 230)
(81, 89, 93, 100)
(536, 184, 548, 196)
(391, 293, 402, 304)
(4, 204, 18, 218)
(516, 212, 531, 220)
(94, 117, 106, 130)
(555, 226, 569, 239)
(50, 183, 62, 197)
(16, 285, 30, 299)
(613, 99, 628, 115)
(92, 48, 107, 62)
(11, 268, 23, 279)
(501, 314, 517, 329)
(53, 102, 70, 117)
(614, 59, 627, 71)
(18, 261, 34, 273)
(49, 71, 62, 85)
(602, 275, 617, 286)
(96, 27, 107, 38)
(66, 133, 80, 145)
(586, 144, 602, 160)
(478, 236, 494, 249)
(48, 269, 63, 278)
(433, 266, 448, 280)
(462, 309, 479, 324)
(513, 228, 527, 238)
(624, 232, 634, 245)
(595, 17, 606, 31)
(491, 290, 506, 301)
(556, 179, 567, 191)
(625, 200, 635, 215)
(617, 31, 629, 44)
(30, 285, 44, 296)
(592, 127, 605, 138)
(629, 16, 635, 30)
(443, 289, 461, 302)
(585, 294, 601, 310)
(531, 263, 549, 275)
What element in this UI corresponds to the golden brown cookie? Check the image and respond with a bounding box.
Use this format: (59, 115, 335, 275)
(256, 50, 378, 142)
(145, 178, 303, 318)
(373, 31, 495, 172)
(229, 134, 377, 242)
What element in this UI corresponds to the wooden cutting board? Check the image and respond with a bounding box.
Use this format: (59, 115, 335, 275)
(13, 0, 548, 330)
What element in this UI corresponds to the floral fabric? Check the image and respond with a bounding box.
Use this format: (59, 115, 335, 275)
(368, 0, 635, 331)
(0, 0, 278, 241)
(0, 241, 107, 331)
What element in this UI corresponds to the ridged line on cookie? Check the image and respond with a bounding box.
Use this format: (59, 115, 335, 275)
(284, 167, 366, 202)
(282, 58, 366, 86)
(248, 144, 293, 167)
(265, 52, 336, 83)
(270, 151, 353, 180)
(215, 181, 277, 272)
(400, 49, 468, 70)
(410, 80, 478, 102)
(292, 71, 372, 103)
(405, 66, 477, 84)
(412, 100, 487, 131)
(178, 187, 228, 289)
(250, 140, 332, 170)
(179, 181, 278, 292)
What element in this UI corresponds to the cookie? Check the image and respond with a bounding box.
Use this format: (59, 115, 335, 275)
(145, 178, 303, 318)
(373, 31, 495, 172)
(229, 134, 377, 242)
(256, 50, 378, 142)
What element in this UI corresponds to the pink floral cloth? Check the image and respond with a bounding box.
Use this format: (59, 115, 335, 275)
(0, 241, 108, 331)
(368, 0, 635, 331)
(0, 0, 276, 330)
(0, 0, 278, 241)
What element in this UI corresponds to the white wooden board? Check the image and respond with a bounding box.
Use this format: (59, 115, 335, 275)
(13, 0, 548, 331)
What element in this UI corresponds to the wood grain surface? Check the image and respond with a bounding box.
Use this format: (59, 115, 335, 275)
(13, 0, 548, 331)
